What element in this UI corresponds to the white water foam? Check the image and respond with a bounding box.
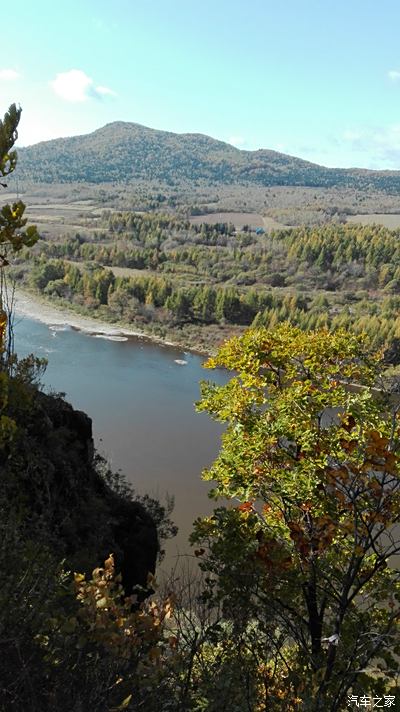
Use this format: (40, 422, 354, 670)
(92, 334, 129, 342)
(49, 324, 69, 332)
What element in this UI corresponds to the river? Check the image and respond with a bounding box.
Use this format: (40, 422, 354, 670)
(13, 312, 227, 569)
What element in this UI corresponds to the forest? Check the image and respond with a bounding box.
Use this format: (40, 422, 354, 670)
(13, 209, 400, 359)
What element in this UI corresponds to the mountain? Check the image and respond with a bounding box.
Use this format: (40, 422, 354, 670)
(16, 121, 400, 192)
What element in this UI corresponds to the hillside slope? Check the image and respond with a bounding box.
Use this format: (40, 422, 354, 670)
(16, 121, 400, 192)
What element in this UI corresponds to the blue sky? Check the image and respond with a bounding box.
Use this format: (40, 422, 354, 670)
(2, 0, 400, 168)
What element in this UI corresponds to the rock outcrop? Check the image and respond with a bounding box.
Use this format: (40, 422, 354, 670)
(3, 385, 158, 594)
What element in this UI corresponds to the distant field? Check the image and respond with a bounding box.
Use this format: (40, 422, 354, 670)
(103, 265, 154, 279)
(26, 201, 96, 211)
(190, 212, 265, 229)
(25, 202, 101, 221)
(347, 213, 400, 228)
(21, 199, 105, 239)
(65, 261, 154, 280)
(262, 215, 291, 231)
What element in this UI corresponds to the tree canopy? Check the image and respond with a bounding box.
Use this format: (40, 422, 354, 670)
(192, 324, 400, 710)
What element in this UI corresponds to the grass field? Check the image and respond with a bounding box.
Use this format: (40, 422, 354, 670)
(347, 213, 400, 228)
(190, 211, 265, 229)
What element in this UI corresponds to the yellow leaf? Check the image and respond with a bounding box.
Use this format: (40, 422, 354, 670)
(105, 554, 114, 570)
(96, 597, 108, 608)
(122, 695, 132, 708)
(113, 694, 132, 710)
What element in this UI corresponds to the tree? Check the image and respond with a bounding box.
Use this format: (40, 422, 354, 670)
(30, 260, 65, 291)
(0, 104, 38, 263)
(0, 104, 39, 357)
(192, 324, 400, 711)
(215, 287, 242, 323)
(193, 286, 216, 323)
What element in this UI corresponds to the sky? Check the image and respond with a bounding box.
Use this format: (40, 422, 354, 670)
(2, 0, 400, 169)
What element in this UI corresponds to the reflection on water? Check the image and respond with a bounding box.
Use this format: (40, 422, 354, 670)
(14, 314, 227, 563)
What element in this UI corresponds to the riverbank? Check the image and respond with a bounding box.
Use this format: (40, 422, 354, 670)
(13, 288, 240, 355)
(14, 288, 189, 350)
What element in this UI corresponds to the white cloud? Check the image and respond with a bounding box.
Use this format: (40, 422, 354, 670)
(0, 69, 20, 81)
(342, 124, 400, 168)
(342, 129, 362, 141)
(50, 69, 115, 102)
(96, 85, 116, 97)
(51, 69, 92, 102)
(271, 142, 288, 153)
(388, 70, 400, 81)
(228, 135, 245, 147)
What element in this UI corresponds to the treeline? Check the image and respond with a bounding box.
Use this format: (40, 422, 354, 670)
(16, 211, 400, 355)
(25, 257, 400, 358)
(29, 257, 281, 326)
(276, 222, 400, 290)
(37, 214, 400, 292)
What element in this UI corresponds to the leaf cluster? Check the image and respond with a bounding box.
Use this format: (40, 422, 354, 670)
(192, 325, 400, 710)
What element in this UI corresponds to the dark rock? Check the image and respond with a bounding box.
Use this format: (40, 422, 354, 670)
(3, 386, 158, 595)
(107, 493, 158, 594)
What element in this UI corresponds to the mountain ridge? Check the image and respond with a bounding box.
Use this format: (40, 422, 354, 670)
(15, 120, 400, 192)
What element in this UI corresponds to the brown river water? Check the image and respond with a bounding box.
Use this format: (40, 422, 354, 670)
(14, 314, 228, 570)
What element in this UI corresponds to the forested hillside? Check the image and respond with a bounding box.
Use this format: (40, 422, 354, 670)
(16, 121, 400, 192)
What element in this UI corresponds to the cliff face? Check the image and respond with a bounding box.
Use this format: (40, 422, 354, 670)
(3, 384, 158, 594)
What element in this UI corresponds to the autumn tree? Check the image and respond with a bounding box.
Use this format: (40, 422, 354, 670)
(0, 104, 38, 356)
(192, 324, 400, 711)
(0, 104, 38, 262)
